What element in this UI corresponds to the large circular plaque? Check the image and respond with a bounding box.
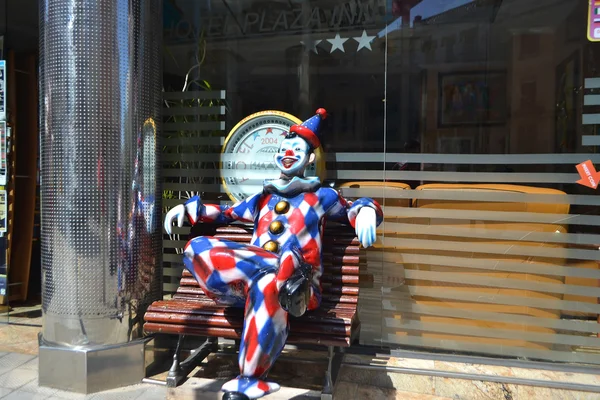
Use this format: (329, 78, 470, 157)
(221, 110, 326, 202)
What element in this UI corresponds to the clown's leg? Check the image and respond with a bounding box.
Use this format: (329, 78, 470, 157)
(221, 271, 289, 399)
(182, 236, 279, 307)
(276, 248, 322, 316)
(182, 236, 285, 399)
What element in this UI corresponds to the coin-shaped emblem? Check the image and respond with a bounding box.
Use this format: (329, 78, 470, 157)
(221, 110, 325, 202)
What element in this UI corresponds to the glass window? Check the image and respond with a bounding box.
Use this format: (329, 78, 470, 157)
(162, 0, 600, 366)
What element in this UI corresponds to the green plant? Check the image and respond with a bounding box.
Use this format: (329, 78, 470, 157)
(162, 31, 231, 252)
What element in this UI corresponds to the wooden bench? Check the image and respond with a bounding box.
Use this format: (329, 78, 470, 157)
(143, 222, 364, 399)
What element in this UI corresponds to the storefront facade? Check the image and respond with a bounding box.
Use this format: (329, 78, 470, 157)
(160, 0, 600, 368)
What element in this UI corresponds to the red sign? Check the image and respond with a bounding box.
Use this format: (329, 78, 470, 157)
(576, 160, 600, 189)
(588, 0, 600, 42)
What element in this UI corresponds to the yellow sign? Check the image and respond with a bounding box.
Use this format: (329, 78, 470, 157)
(588, 0, 600, 42)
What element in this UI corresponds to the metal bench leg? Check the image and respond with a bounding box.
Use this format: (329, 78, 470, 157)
(166, 336, 218, 388)
(166, 335, 185, 388)
(321, 346, 344, 400)
(180, 336, 218, 371)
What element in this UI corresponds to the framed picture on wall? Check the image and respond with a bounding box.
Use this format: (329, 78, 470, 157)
(437, 71, 507, 127)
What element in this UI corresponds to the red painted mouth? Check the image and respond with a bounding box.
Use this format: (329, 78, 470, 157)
(281, 157, 298, 169)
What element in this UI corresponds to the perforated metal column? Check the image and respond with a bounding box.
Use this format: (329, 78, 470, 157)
(39, 0, 162, 350)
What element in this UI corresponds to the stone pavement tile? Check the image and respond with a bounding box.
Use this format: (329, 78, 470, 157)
(48, 385, 160, 400)
(0, 324, 40, 356)
(517, 385, 597, 400)
(0, 367, 37, 390)
(356, 384, 452, 400)
(19, 357, 39, 370)
(338, 365, 435, 395)
(20, 376, 58, 397)
(88, 384, 157, 400)
(167, 377, 319, 400)
(434, 376, 518, 400)
(263, 387, 319, 400)
(47, 389, 93, 400)
(0, 353, 36, 370)
(138, 385, 167, 400)
(1, 390, 50, 400)
(167, 378, 230, 400)
(391, 391, 452, 400)
(334, 381, 358, 398)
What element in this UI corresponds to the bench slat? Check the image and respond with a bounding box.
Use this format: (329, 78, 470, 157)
(146, 300, 356, 324)
(174, 287, 359, 304)
(326, 255, 360, 264)
(176, 283, 359, 297)
(170, 294, 360, 310)
(144, 322, 353, 347)
(144, 312, 353, 336)
(177, 274, 359, 288)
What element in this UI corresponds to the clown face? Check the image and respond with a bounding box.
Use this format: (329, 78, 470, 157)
(275, 136, 316, 177)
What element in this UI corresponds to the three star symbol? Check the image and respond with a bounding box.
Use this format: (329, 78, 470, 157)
(300, 38, 322, 54)
(327, 33, 349, 53)
(353, 30, 376, 51)
(301, 30, 376, 54)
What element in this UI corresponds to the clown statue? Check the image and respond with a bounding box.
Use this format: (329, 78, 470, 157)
(164, 108, 383, 400)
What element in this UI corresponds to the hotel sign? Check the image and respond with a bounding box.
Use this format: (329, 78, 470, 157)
(165, 1, 383, 42)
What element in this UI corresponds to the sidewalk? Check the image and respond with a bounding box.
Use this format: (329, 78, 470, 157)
(0, 302, 167, 400)
(4, 302, 600, 399)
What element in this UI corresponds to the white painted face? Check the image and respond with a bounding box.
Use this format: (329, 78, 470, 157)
(274, 136, 316, 177)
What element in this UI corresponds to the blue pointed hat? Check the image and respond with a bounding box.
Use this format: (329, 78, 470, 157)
(290, 108, 327, 149)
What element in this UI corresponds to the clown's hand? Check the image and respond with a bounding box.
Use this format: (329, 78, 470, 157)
(164, 204, 186, 235)
(355, 207, 378, 248)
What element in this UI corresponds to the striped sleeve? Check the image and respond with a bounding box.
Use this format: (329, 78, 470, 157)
(184, 193, 262, 225)
(323, 188, 384, 228)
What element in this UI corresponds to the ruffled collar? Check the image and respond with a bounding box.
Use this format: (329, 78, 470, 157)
(263, 176, 321, 198)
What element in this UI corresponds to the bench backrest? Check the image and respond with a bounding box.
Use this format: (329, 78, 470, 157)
(176, 222, 362, 311)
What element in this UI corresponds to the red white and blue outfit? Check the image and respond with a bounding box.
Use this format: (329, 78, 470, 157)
(176, 109, 383, 399)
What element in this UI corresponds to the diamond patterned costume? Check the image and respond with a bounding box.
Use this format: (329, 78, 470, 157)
(181, 180, 383, 398)
(167, 107, 383, 400)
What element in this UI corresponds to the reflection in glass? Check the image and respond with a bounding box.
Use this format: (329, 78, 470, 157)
(161, 0, 600, 368)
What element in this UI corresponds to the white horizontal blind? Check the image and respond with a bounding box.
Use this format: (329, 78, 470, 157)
(336, 156, 600, 366)
(161, 91, 227, 293)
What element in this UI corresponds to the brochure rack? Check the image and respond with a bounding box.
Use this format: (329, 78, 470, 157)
(0, 50, 38, 305)
(0, 56, 7, 307)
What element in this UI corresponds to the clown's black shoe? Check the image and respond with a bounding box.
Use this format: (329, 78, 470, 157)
(278, 264, 312, 317)
(222, 391, 250, 400)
